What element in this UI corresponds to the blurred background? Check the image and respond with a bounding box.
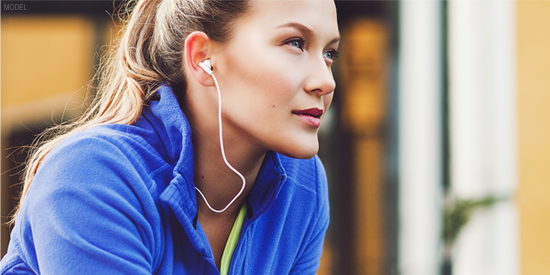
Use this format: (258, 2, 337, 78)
(1, 0, 549, 274)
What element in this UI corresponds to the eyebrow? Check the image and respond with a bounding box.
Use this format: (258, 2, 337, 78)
(277, 22, 313, 36)
(276, 22, 341, 45)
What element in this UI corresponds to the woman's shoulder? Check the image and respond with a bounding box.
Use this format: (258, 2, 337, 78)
(10, 124, 169, 275)
(22, 123, 170, 234)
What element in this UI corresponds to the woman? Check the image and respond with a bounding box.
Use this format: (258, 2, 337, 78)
(1, 0, 340, 273)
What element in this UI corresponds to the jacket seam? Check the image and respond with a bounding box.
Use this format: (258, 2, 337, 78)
(0, 257, 25, 273)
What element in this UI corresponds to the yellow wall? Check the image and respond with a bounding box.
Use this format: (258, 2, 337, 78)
(2, 16, 94, 108)
(517, 1, 550, 274)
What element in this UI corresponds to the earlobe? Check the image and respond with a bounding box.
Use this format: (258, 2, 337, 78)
(184, 31, 215, 86)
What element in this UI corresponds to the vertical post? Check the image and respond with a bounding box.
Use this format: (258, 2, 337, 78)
(398, 0, 443, 274)
(448, 1, 519, 274)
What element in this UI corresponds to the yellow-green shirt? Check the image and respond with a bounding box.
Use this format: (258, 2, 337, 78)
(220, 204, 247, 275)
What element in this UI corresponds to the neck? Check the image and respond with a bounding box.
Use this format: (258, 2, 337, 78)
(193, 129, 266, 218)
(182, 92, 267, 219)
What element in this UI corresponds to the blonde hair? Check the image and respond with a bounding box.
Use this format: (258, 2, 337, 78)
(10, 0, 249, 223)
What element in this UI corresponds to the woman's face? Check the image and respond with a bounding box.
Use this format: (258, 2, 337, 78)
(213, 0, 340, 159)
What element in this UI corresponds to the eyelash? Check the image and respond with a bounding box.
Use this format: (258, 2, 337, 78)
(285, 38, 305, 51)
(285, 38, 339, 62)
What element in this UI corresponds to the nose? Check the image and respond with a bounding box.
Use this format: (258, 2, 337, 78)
(304, 58, 336, 96)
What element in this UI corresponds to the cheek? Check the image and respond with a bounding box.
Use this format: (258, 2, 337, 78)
(226, 49, 299, 109)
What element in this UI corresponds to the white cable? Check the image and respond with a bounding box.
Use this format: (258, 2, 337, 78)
(195, 73, 247, 213)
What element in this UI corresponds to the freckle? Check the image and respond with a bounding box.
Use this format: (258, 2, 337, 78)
(201, 175, 204, 179)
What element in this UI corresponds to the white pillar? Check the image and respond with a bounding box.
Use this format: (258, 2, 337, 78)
(448, 0, 519, 274)
(398, 1, 443, 274)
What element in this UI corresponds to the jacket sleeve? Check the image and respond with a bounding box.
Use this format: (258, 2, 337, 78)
(15, 136, 157, 275)
(289, 156, 330, 274)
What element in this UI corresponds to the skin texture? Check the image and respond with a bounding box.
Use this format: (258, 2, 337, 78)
(182, 0, 340, 268)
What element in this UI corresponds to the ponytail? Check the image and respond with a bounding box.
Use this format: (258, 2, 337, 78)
(10, 0, 249, 224)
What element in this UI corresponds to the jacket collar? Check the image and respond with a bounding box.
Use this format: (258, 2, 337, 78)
(149, 85, 287, 222)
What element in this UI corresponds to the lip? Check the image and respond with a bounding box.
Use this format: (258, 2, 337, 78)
(292, 108, 324, 127)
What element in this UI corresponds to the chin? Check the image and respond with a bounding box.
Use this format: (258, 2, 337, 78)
(276, 139, 319, 160)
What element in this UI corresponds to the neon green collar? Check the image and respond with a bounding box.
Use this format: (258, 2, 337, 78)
(220, 203, 247, 275)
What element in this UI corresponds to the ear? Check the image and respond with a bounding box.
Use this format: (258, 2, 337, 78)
(184, 31, 215, 87)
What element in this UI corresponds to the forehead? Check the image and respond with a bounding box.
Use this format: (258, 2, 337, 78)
(239, 0, 339, 37)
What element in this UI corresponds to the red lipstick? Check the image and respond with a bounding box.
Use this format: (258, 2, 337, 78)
(293, 108, 323, 127)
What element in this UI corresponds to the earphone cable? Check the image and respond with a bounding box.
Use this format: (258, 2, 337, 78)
(194, 73, 247, 213)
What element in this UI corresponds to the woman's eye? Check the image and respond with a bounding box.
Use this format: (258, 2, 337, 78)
(286, 39, 304, 50)
(324, 50, 339, 61)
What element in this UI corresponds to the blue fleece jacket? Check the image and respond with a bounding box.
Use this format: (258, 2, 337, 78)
(0, 86, 330, 274)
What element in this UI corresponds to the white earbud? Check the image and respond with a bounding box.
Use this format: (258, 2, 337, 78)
(199, 59, 213, 75)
